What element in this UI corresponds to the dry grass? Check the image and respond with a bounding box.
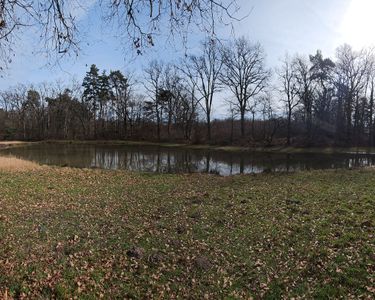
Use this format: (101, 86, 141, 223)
(0, 141, 34, 151)
(0, 141, 25, 145)
(0, 156, 42, 171)
(0, 141, 27, 147)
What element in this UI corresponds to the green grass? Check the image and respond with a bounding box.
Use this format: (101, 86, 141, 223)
(0, 167, 374, 298)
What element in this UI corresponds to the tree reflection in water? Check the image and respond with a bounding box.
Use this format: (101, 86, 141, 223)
(2, 144, 375, 176)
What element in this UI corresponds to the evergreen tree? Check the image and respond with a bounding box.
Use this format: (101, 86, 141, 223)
(82, 64, 100, 137)
(109, 70, 131, 138)
(97, 71, 111, 136)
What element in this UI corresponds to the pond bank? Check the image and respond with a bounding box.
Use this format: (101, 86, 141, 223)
(0, 166, 373, 298)
(0, 141, 30, 150)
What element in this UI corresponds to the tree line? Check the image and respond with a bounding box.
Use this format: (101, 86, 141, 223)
(2, 37, 375, 147)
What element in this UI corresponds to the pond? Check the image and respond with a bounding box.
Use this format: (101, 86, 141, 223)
(2, 143, 375, 176)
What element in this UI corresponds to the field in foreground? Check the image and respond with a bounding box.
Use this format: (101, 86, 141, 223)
(0, 165, 374, 299)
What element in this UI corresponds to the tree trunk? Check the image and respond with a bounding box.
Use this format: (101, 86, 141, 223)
(206, 112, 211, 141)
(346, 95, 353, 144)
(230, 116, 234, 143)
(123, 114, 127, 139)
(287, 110, 292, 146)
(168, 112, 172, 138)
(369, 82, 374, 146)
(240, 108, 245, 138)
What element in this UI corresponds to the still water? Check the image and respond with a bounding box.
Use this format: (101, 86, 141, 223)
(2, 143, 375, 176)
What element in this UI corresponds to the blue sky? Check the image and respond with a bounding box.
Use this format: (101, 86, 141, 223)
(2, 0, 375, 116)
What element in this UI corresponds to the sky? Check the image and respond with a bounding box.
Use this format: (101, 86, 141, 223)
(2, 0, 375, 116)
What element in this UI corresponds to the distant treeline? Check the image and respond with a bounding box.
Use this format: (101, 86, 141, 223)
(1, 37, 375, 147)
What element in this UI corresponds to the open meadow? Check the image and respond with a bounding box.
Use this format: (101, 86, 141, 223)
(0, 155, 373, 299)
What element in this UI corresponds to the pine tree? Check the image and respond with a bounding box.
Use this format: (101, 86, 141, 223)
(109, 70, 130, 138)
(97, 71, 111, 136)
(82, 64, 100, 137)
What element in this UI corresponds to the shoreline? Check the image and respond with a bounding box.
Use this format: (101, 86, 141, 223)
(0, 141, 36, 150)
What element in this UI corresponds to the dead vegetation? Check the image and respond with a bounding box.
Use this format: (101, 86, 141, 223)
(0, 141, 26, 147)
(0, 156, 42, 172)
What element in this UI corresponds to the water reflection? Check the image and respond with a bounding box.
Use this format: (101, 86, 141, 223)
(2, 143, 375, 176)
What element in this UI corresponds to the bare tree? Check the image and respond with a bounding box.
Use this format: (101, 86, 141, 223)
(0, 0, 241, 64)
(179, 84, 200, 140)
(276, 54, 299, 145)
(226, 101, 238, 143)
(102, 0, 241, 53)
(293, 55, 316, 144)
(144, 60, 164, 141)
(5, 84, 28, 139)
(335, 45, 371, 143)
(182, 38, 222, 141)
(220, 36, 270, 138)
(161, 65, 182, 138)
(367, 52, 375, 146)
(108, 70, 133, 138)
(0, 0, 80, 63)
(176, 64, 201, 141)
(258, 93, 280, 146)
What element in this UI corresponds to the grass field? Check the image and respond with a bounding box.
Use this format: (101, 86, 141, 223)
(0, 157, 374, 298)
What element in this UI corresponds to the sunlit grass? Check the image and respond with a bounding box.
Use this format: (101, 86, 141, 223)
(0, 167, 373, 298)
